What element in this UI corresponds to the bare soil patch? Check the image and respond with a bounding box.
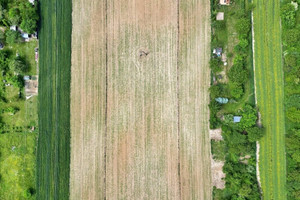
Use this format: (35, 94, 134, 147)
(211, 159, 226, 189)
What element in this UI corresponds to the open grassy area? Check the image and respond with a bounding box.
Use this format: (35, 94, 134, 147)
(36, 0, 71, 199)
(252, 0, 287, 199)
(8, 41, 38, 75)
(0, 132, 37, 200)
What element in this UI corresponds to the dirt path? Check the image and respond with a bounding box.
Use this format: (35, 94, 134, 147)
(70, 0, 211, 199)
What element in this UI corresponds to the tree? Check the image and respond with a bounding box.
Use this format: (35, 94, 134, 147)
(228, 64, 248, 85)
(9, 75, 24, 88)
(285, 54, 298, 67)
(19, 2, 39, 34)
(235, 18, 251, 36)
(5, 30, 21, 45)
(8, 7, 21, 25)
(239, 39, 249, 49)
(287, 107, 300, 123)
(0, 51, 8, 70)
(0, 4, 5, 22)
(284, 29, 300, 47)
(239, 105, 257, 129)
(281, 3, 296, 28)
(210, 84, 222, 99)
(246, 127, 264, 142)
(229, 82, 244, 99)
(210, 58, 223, 73)
(9, 56, 27, 73)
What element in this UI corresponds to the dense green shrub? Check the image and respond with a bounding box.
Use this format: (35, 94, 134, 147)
(228, 64, 249, 85)
(281, 3, 296, 28)
(235, 18, 251, 36)
(9, 56, 27, 74)
(210, 58, 223, 73)
(5, 30, 21, 44)
(228, 82, 244, 99)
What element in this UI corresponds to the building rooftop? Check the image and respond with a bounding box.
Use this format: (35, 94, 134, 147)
(216, 12, 224, 21)
(220, 0, 230, 5)
(233, 116, 242, 123)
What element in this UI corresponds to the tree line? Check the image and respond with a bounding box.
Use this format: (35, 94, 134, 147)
(281, 1, 300, 199)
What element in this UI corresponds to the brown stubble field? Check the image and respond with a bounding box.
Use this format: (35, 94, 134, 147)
(70, 0, 211, 199)
(70, 0, 107, 199)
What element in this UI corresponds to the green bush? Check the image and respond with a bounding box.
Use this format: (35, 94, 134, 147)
(235, 18, 251, 36)
(246, 127, 265, 142)
(5, 30, 21, 45)
(228, 64, 249, 85)
(210, 58, 223, 73)
(281, 3, 296, 28)
(228, 82, 244, 99)
(284, 29, 300, 47)
(9, 56, 27, 74)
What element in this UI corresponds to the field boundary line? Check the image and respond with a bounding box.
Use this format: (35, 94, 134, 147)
(176, 0, 182, 199)
(251, 11, 262, 194)
(104, 0, 108, 199)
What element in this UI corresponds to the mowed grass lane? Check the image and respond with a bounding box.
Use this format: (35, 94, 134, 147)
(36, 0, 72, 199)
(253, 0, 286, 199)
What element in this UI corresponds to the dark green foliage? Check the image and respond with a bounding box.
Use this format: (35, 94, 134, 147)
(5, 30, 21, 45)
(36, 0, 71, 199)
(209, 101, 221, 129)
(0, 50, 8, 70)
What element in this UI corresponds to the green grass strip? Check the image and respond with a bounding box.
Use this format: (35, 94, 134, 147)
(253, 0, 287, 199)
(36, 0, 72, 199)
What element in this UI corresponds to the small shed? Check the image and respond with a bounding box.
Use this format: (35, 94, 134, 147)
(29, 0, 35, 4)
(24, 75, 31, 81)
(10, 25, 17, 31)
(213, 48, 223, 57)
(22, 33, 29, 39)
(215, 97, 228, 104)
(25, 75, 38, 97)
(233, 116, 242, 123)
(216, 12, 224, 21)
(220, 0, 230, 5)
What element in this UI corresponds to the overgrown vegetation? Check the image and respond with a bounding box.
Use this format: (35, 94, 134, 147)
(0, 0, 38, 199)
(36, 0, 71, 199)
(210, 0, 262, 199)
(281, 1, 300, 199)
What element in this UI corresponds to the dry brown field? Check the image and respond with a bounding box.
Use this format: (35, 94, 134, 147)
(70, 0, 211, 199)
